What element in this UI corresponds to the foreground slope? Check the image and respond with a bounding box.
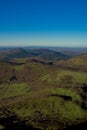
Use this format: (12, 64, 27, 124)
(0, 58, 87, 130)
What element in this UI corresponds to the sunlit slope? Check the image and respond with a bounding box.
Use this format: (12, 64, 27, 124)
(54, 54, 87, 71)
(1, 60, 87, 89)
(0, 60, 87, 130)
(0, 87, 87, 130)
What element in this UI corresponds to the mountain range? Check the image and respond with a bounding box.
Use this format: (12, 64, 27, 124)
(0, 47, 69, 60)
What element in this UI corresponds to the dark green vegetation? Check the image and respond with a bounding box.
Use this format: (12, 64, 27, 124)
(0, 48, 68, 60)
(0, 47, 87, 130)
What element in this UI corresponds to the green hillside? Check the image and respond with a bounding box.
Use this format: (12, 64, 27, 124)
(54, 54, 87, 71)
(0, 59, 87, 130)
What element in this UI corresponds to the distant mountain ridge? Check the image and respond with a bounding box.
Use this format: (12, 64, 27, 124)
(28, 48, 69, 59)
(0, 47, 69, 60)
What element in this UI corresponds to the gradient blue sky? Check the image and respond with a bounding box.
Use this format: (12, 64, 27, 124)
(0, 0, 87, 47)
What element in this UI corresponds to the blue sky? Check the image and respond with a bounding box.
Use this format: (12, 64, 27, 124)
(0, 0, 87, 47)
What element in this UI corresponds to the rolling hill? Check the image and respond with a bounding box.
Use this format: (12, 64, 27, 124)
(0, 48, 87, 130)
(28, 48, 69, 60)
(0, 48, 37, 59)
(0, 48, 69, 60)
(54, 53, 87, 71)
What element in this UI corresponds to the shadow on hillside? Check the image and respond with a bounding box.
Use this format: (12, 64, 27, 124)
(0, 115, 40, 130)
(64, 122, 87, 130)
(0, 114, 87, 130)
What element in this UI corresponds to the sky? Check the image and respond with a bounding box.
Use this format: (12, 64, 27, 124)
(0, 0, 87, 47)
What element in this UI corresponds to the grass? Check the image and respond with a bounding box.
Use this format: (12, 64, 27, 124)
(13, 57, 29, 63)
(25, 62, 47, 74)
(0, 83, 30, 99)
(0, 125, 4, 130)
(0, 61, 87, 129)
(6, 87, 86, 130)
(49, 87, 81, 102)
(14, 62, 87, 88)
(69, 55, 87, 66)
(14, 64, 24, 71)
(40, 70, 87, 87)
(55, 70, 87, 86)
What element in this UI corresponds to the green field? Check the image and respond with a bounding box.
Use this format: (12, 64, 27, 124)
(0, 83, 30, 99)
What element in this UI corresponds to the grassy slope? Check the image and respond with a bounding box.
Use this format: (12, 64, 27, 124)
(0, 83, 30, 99)
(54, 54, 87, 71)
(0, 60, 87, 130)
(0, 87, 87, 130)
